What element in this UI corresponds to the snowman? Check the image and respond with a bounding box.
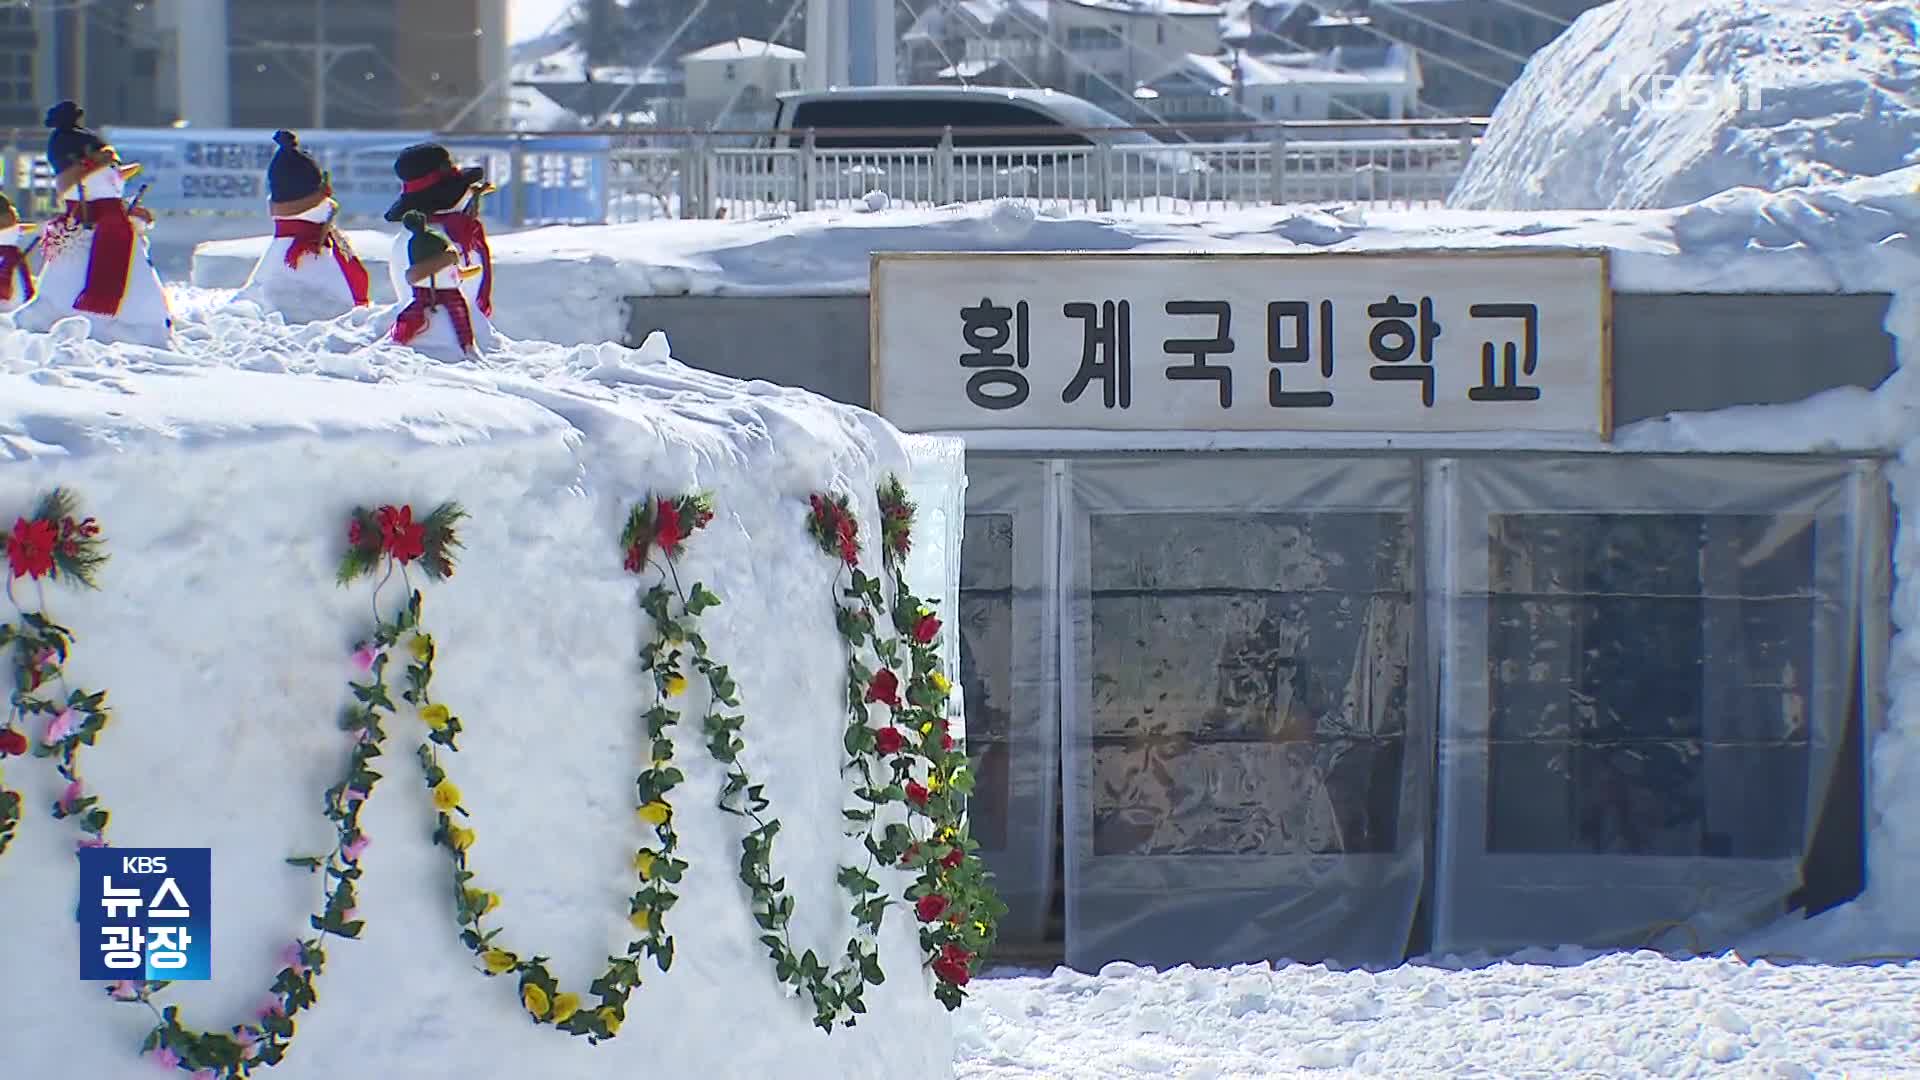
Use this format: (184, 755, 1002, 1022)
(234, 130, 371, 323)
(0, 193, 36, 312)
(383, 143, 497, 359)
(14, 100, 172, 345)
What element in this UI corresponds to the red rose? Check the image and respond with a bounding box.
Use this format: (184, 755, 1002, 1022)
(874, 726, 905, 755)
(939, 847, 964, 870)
(654, 498, 682, 553)
(0, 726, 27, 756)
(899, 843, 920, 867)
(865, 669, 901, 708)
(905, 780, 930, 807)
(622, 543, 645, 574)
(377, 505, 426, 564)
(932, 943, 972, 986)
(912, 613, 941, 645)
(941, 734, 955, 752)
(915, 894, 949, 922)
(347, 516, 364, 547)
(7, 517, 57, 580)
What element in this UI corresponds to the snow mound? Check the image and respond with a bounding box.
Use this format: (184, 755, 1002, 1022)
(0, 301, 962, 1077)
(1450, 0, 1920, 211)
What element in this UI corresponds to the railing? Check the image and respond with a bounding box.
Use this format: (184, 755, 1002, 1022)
(0, 118, 1485, 228)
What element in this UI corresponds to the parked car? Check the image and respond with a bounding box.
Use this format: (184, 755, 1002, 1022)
(708, 85, 1216, 209)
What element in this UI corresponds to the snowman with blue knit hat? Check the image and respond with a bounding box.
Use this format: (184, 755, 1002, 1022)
(14, 100, 172, 344)
(234, 130, 372, 323)
(382, 143, 497, 359)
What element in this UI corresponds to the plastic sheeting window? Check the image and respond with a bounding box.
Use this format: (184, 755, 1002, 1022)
(960, 458, 1059, 944)
(1063, 457, 1428, 971)
(1431, 456, 1876, 956)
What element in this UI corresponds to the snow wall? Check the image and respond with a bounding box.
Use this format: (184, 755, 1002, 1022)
(0, 326, 964, 1078)
(1449, 0, 1920, 211)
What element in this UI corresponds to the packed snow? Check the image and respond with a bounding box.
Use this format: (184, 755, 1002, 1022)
(0, 294, 964, 1077)
(194, 165, 1920, 351)
(1451, 0, 1920, 211)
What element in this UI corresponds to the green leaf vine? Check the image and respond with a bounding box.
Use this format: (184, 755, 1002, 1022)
(0, 489, 110, 862)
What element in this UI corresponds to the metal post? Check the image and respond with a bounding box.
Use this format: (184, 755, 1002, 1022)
(797, 129, 816, 213)
(935, 126, 954, 205)
(312, 0, 326, 129)
(509, 134, 528, 227)
(1269, 126, 1287, 206)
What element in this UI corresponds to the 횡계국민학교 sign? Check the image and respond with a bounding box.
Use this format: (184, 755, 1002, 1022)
(869, 251, 1612, 435)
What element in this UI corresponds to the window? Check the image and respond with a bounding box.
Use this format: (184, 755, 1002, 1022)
(1156, 23, 1166, 45)
(1330, 92, 1393, 118)
(723, 62, 737, 81)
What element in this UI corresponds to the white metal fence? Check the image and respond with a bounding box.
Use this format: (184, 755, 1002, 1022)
(0, 120, 1484, 227)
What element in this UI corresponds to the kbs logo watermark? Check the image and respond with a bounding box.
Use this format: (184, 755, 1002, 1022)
(78, 847, 212, 981)
(1613, 73, 1768, 115)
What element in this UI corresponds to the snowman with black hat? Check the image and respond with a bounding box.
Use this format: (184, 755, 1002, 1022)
(382, 143, 496, 359)
(234, 130, 372, 323)
(14, 100, 171, 345)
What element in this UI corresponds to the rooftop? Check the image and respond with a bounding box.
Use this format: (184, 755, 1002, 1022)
(681, 37, 806, 62)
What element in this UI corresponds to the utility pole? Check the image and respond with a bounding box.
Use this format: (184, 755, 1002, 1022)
(230, 0, 376, 129)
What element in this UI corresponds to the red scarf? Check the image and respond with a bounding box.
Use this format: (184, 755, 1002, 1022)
(430, 211, 492, 318)
(274, 218, 371, 306)
(0, 243, 33, 303)
(66, 198, 135, 318)
(392, 286, 475, 352)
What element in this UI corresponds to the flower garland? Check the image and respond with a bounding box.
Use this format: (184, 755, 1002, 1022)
(869, 477, 1005, 1007)
(406, 495, 705, 1042)
(0, 489, 110, 863)
(120, 503, 449, 1075)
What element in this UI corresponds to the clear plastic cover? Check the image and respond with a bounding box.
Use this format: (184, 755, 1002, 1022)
(960, 456, 1060, 944)
(1430, 456, 1872, 955)
(1062, 456, 1428, 970)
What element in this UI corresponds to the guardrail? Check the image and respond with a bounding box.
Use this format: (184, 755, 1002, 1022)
(0, 119, 1485, 227)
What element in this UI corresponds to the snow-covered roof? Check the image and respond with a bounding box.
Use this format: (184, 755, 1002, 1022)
(681, 37, 805, 63)
(509, 84, 581, 131)
(1145, 45, 1416, 92)
(1059, 0, 1226, 17)
(510, 41, 676, 86)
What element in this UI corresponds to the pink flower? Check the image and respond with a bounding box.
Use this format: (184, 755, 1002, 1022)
(77, 836, 108, 850)
(44, 708, 78, 745)
(148, 1047, 181, 1069)
(341, 834, 370, 863)
(107, 980, 140, 1001)
(281, 942, 309, 974)
(59, 780, 83, 813)
(194, 1071, 219, 1080)
(342, 788, 367, 804)
(256, 997, 286, 1021)
(351, 644, 380, 673)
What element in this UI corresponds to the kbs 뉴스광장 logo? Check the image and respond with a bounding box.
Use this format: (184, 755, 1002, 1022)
(78, 848, 211, 981)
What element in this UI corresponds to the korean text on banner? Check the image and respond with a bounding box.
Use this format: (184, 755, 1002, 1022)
(78, 847, 212, 982)
(869, 251, 1612, 436)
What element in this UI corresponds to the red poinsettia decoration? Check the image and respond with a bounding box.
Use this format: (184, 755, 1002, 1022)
(865, 669, 901, 708)
(806, 492, 860, 568)
(621, 492, 714, 573)
(931, 942, 972, 986)
(915, 893, 949, 923)
(338, 502, 465, 583)
(875, 475, 915, 568)
(4, 491, 105, 586)
(874, 726, 905, 755)
(0, 727, 27, 757)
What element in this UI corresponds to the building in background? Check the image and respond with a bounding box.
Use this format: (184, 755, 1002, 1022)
(679, 37, 804, 128)
(0, 0, 509, 132)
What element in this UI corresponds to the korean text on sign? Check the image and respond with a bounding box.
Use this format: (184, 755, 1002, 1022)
(78, 847, 212, 981)
(872, 253, 1608, 435)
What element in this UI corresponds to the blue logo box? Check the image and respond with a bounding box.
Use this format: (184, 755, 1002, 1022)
(78, 847, 211, 981)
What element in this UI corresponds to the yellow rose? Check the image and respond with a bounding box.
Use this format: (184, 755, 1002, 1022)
(550, 992, 582, 1024)
(522, 983, 550, 1019)
(420, 704, 451, 731)
(927, 773, 943, 792)
(662, 673, 687, 697)
(482, 949, 517, 975)
(598, 1007, 622, 1035)
(628, 908, 651, 932)
(632, 850, 657, 879)
(409, 634, 434, 662)
(448, 825, 476, 852)
(432, 780, 461, 812)
(636, 801, 671, 826)
(930, 671, 951, 694)
(464, 888, 499, 917)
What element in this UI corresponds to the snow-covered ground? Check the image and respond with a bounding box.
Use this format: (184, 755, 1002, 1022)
(958, 954, 1920, 1078)
(1452, 0, 1920, 211)
(195, 164, 1920, 349)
